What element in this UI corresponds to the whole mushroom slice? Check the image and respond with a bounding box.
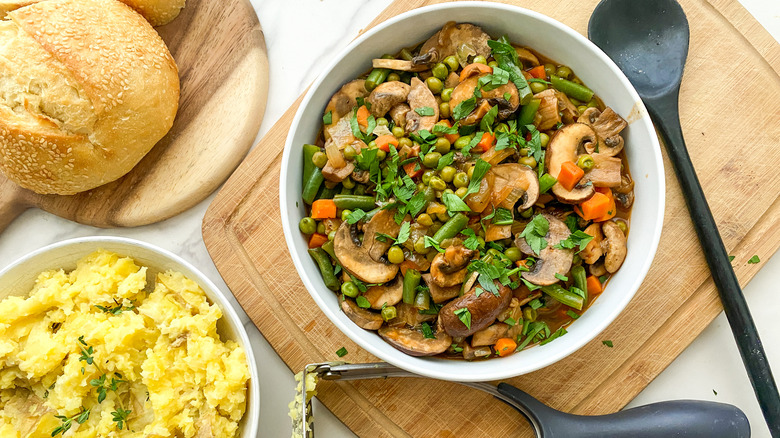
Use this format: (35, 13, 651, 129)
(371, 58, 428, 72)
(334, 221, 399, 284)
(413, 22, 492, 66)
(322, 160, 354, 183)
(519, 214, 575, 286)
(449, 74, 520, 125)
(378, 324, 452, 357)
(325, 79, 369, 121)
(602, 221, 627, 273)
(363, 276, 403, 310)
(545, 123, 598, 204)
(422, 273, 461, 304)
(471, 322, 510, 347)
(430, 245, 476, 288)
(491, 163, 540, 210)
(514, 46, 540, 67)
(367, 81, 411, 118)
(389, 103, 411, 131)
(341, 296, 384, 330)
(363, 209, 401, 262)
(578, 107, 627, 157)
(439, 280, 512, 338)
(580, 223, 604, 265)
(405, 77, 440, 134)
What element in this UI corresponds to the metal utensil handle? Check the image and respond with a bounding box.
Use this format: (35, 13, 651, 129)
(648, 93, 780, 436)
(498, 383, 750, 438)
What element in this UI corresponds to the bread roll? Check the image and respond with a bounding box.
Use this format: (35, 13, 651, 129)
(0, 0, 179, 195)
(0, 0, 185, 25)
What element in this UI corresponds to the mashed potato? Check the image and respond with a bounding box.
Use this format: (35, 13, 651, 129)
(0, 250, 250, 437)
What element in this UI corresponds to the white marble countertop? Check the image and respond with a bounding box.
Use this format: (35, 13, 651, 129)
(1, 0, 778, 436)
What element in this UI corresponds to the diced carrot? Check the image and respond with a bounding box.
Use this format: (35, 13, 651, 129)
(477, 132, 495, 152)
(356, 105, 370, 128)
(592, 187, 617, 222)
(460, 63, 493, 81)
(516, 260, 529, 269)
(586, 275, 603, 295)
(399, 260, 420, 276)
(308, 233, 329, 249)
(438, 120, 460, 144)
(557, 161, 585, 191)
(528, 65, 546, 79)
(494, 338, 517, 357)
(574, 192, 610, 220)
(375, 134, 399, 152)
(311, 199, 337, 219)
(404, 161, 423, 178)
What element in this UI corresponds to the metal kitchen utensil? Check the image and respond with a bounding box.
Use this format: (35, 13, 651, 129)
(298, 361, 749, 437)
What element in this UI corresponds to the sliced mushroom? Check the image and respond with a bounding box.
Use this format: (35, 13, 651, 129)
(363, 210, 401, 262)
(439, 281, 512, 337)
(405, 77, 439, 134)
(371, 58, 428, 72)
(334, 221, 399, 284)
(378, 323, 451, 356)
(534, 89, 561, 131)
(545, 123, 598, 204)
(388, 103, 411, 131)
(321, 160, 354, 183)
(413, 22, 491, 67)
(430, 245, 476, 287)
(514, 46, 540, 67)
(341, 296, 384, 330)
(367, 81, 411, 118)
(422, 273, 461, 304)
(363, 277, 404, 309)
(449, 74, 520, 124)
(471, 322, 510, 347)
(388, 302, 436, 328)
(491, 163, 540, 210)
(325, 79, 368, 120)
(602, 220, 627, 273)
(584, 153, 622, 188)
(519, 214, 574, 286)
(324, 114, 356, 145)
(351, 169, 370, 184)
(589, 261, 607, 277)
(614, 173, 635, 209)
(578, 107, 627, 157)
(580, 223, 604, 264)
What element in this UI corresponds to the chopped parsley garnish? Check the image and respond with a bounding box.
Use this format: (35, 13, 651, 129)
(453, 96, 477, 120)
(336, 347, 348, 357)
(356, 295, 371, 308)
(406, 191, 428, 217)
(451, 343, 464, 353)
(517, 321, 550, 350)
(460, 228, 481, 251)
(464, 159, 491, 197)
(436, 151, 455, 171)
(433, 123, 459, 135)
(94, 299, 136, 315)
(421, 322, 436, 339)
(442, 192, 471, 214)
(479, 105, 499, 133)
(554, 273, 568, 282)
(322, 111, 332, 125)
(423, 235, 445, 253)
(540, 327, 567, 345)
(454, 308, 472, 330)
(555, 230, 594, 252)
(414, 106, 435, 116)
(728, 255, 735, 262)
(602, 340, 614, 348)
(492, 208, 513, 225)
(522, 278, 542, 291)
(748, 255, 761, 264)
(345, 209, 367, 224)
(566, 310, 580, 319)
(487, 37, 532, 104)
(564, 215, 580, 233)
(518, 214, 549, 256)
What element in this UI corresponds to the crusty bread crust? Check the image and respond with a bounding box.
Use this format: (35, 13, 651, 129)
(0, 0, 185, 25)
(0, 0, 179, 194)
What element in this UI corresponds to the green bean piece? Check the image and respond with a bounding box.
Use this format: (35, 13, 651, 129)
(302, 144, 320, 185)
(302, 168, 324, 205)
(321, 240, 337, 260)
(403, 269, 422, 304)
(399, 48, 414, 61)
(538, 173, 558, 194)
(541, 284, 584, 310)
(333, 195, 376, 211)
(308, 248, 340, 291)
(414, 289, 430, 310)
(317, 184, 338, 200)
(433, 213, 469, 242)
(366, 68, 390, 92)
(340, 186, 353, 196)
(571, 265, 588, 300)
(550, 75, 594, 103)
(517, 98, 541, 127)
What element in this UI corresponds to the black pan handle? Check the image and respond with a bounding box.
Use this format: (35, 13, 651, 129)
(497, 383, 750, 438)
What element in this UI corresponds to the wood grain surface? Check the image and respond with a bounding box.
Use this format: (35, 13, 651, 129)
(0, 0, 268, 231)
(202, 0, 780, 436)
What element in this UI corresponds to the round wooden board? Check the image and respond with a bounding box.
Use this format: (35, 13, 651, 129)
(0, 0, 268, 230)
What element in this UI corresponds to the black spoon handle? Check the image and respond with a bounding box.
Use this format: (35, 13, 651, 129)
(497, 383, 750, 438)
(648, 93, 780, 436)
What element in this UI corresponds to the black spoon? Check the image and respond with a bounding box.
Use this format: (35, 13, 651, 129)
(589, 1, 780, 435)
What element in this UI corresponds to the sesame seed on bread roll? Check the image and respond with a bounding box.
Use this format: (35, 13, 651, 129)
(0, 0, 185, 25)
(0, 0, 179, 195)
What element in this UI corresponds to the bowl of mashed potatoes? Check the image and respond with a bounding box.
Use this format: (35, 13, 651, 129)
(0, 236, 259, 437)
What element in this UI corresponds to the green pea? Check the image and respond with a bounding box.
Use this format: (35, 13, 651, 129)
(381, 305, 397, 321)
(392, 126, 405, 138)
(414, 236, 429, 254)
(439, 102, 451, 119)
(368, 140, 378, 149)
(441, 87, 453, 102)
(342, 177, 355, 189)
(454, 136, 472, 150)
(376, 149, 387, 161)
(423, 152, 441, 168)
(519, 147, 531, 157)
(328, 230, 336, 241)
(429, 176, 447, 191)
(312, 151, 327, 168)
(387, 246, 405, 264)
(577, 105, 588, 115)
(343, 145, 357, 160)
(617, 220, 628, 234)
(442, 188, 455, 197)
(519, 156, 537, 168)
(341, 281, 359, 298)
(555, 66, 573, 80)
(440, 165, 457, 183)
(572, 254, 582, 265)
(341, 209, 352, 221)
(543, 63, 556, 77)
(455, 187, 467, 198)
(495, 123, 510, 133)
(435, 137, 451, 154)
(432, 63, 449, 80)
(416, 182, 426, 193)
(539, 132, 550, 148)
(436, 212, 449, 222)
(520, 208, 534, 219)
(488, 61, 499, 69)
(473, 55, 487, 65)
(387, 72, 401, 82)
(530, 81, 547, 94)
(399, 137, 413, 148)
(577, 154, 595, 172)
(299, 217, 316, 234)
(453, 172, 469, 188)
(376, 117, 389, 126)
(316, 222, 326, 234)
(523, 307, 537, 322)
(422, 170, 435, 185)
(416, 213, 433, 227)
(443, 55, 459, 72)
(467, 166, 475, 179)
(504, 246, 522, 262)
(587, 99, 599, 108)
(426, 76, 444, 94)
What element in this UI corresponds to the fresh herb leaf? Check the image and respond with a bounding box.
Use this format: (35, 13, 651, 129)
(354, 147, 378, 170)
(436, 151, 455, 171)
(748, 255, 761, 264)
(395, 221, 411, 245)
(322, 111, 332, 125)
(406, 192, 427, 217)
(433, 123, 459, 135)
(554, 273, 568, 282)
(479, 105, 499, 133)
(566, 310, 580, 319)
(488, 37, 532, 104)
(598, 275, 609, 283)
(336, 347, 348, 357)
(522, 278, 542, 291)
(464, 159, 491, 197)
(461, 131, 484, 155)
(454, 308, 472, 330)
(460, 228, 481, 251)
(421, 322, 436, 339)
(540, 327, 567, 345)
(518, 214, 549, 256)
(414, 106, 435, 116)
(451, 343, 464, 353)
(493, 208, 513, 225)
(442, 192, 471, 214)
(564, 215, 580, 233)
(356, 296, 371, 308)
(728, 255, 735, 262)
(602, 340, 614, 348)
(555, 230, 594, 252)
(529, 298, 544, 310)
(571, 286, 586, 299)
(713, 389, 718, 396)
(517, 321, 550, 350)
(346, 209, 367, 224)
(503, 91, 512, 101)
(453, 96, 477, 120)
(538, 173, 557, 194)
(111, 408, 131, 430)
(424, 236, 445, 253)
(504, 317, 517, 326)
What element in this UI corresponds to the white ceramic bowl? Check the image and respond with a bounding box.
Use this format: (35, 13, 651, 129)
(0, 236, 260, 437)
(280, 2, 664, 382)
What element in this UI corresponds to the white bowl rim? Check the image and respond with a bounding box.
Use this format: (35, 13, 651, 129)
(0, 235, 261, 436)
(280, 1, 665, 382)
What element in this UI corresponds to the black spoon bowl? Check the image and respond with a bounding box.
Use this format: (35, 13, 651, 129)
(589, 1, 780, 436)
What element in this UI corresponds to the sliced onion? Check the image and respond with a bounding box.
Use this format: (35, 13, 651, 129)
(325, 141, 346, 168)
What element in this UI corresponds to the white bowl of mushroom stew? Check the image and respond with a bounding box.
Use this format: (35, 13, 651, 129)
(280, 2, 664, 382)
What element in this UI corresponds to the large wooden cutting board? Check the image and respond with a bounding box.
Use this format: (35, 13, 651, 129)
(202, 0, 780, 436)
(0, 0, 268, 231)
